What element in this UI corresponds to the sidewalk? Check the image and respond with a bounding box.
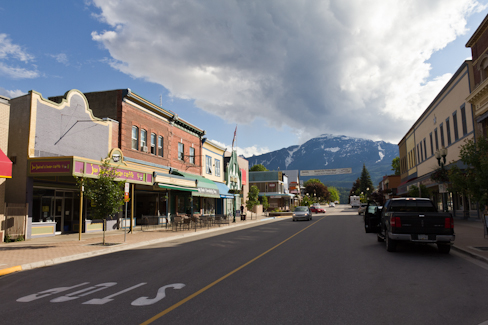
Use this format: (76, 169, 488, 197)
(0, 213, 274, 277)
(2, 213, 488, 277)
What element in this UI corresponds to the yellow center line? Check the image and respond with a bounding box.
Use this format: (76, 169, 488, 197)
(140, 216, 325, 325)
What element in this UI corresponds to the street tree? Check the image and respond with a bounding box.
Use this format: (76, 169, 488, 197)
(304, 178, 322, 187)
(349, 178, 361, 197)
(391, 157, 400, 175)
(76, 158, 125, 245)
(250, 164, 268, 172)
(448, 137, 488, 210)
(407, 184, 431, 198)
(261, 194, 270, 212)
(359, 164, 374, 197)
(246, 185, 260, 218)
(328, 186, 340, 203)
(305, 181, 330, 202)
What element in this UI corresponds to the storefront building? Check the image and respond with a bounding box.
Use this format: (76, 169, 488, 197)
(249, 170, 293, 210)
(224, 150, 242, 217)
(0, 95, 13, 242)
(397, 61, 476, 216)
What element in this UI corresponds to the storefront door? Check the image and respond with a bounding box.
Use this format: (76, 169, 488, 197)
(54, 197, 64, 234)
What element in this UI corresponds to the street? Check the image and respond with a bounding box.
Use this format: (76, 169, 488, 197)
(2, 207, 488, 325)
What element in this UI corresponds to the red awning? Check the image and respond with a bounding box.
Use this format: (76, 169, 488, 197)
(0, 149, 12, 178)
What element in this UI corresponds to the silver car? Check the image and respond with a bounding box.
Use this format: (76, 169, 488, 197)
(293, 206, 312, 221)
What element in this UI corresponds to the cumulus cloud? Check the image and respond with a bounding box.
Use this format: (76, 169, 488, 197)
(90, 0, 486, 143)
(0, 34, 38, 79)
(210, 139, 269, 158)
(49, 53, 69, 65)
(0, 87, 25, 99)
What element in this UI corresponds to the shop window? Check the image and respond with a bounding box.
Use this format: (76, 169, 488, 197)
(131, 126, 139, 150)
(453, 111, 459, 141)
(189, 147, 195, 164)
(206, 155, 212, 174)
(215, 159, 221, 176)
(140, 129, 147, 152)
(178, 142, 184, 160)
(158, 136, 163, 157)
(150, 133, 156, 155)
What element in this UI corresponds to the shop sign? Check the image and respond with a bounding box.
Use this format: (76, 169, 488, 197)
(269, 183, 276, 187)
(85, 163, 148, 183)
(30, 161, 71, 174)
(300, 168, 352, 176)
(198, 187, 219, 195)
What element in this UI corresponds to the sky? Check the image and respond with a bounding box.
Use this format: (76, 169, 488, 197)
(2, 0, 488, 157)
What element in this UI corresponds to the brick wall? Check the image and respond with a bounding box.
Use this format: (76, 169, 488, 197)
(120, 101, 202, 175)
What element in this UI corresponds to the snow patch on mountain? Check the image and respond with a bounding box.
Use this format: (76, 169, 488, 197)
(324, 147, 340, 153)
(285, 146, 300, 168)
(376, 143, 385, 163)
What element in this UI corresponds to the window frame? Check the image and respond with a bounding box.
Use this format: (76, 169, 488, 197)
(434, 128, 439, 151)
(461, 104, 468, 136)
(150, 133, 156, 155)
(453, 111, 459, 141)
(439, 123, 445, 148)
(131, 126, 139, 150)
(140, 129, 147, 152)
(178, 142, 184, 161)
(158, 136, 163, 157)
(189, 147, 195, 164)
(430, 133, 434, 156)
(206, 155, 212, 174)
(446, 117, 451, 145)
(215, 159, 221, 177)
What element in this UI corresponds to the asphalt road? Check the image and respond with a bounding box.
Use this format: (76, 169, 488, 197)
(2, 207, 488, 325)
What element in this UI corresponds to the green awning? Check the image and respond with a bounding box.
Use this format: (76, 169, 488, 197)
(158, 183, 198, 192)
(172, 171, 220, 198)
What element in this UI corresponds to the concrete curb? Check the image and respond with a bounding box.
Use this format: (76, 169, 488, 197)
(1, 217, 280, 277)
(452, 245, 488, 264)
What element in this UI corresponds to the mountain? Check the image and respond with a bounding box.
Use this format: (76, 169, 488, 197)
(246, 134, 399, 189)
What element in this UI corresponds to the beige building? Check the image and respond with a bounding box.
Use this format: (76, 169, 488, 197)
(466, 14, 488, 138)
(202, 139, 225, 183)
(398, 61, 476, 215)
(0, 95, 12, 242)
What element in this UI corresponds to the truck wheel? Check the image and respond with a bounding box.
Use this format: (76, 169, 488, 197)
(386, 233, 397, 252)
(437, 243, 451, 254)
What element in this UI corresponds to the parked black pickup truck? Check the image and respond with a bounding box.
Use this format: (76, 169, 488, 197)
(364, 198, 455, 253)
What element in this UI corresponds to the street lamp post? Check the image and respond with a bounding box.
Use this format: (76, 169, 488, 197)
(435, 147, 448, 212)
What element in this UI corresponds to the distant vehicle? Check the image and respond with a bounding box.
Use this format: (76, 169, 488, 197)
(293, 206, 312, 221)
(358, 203, 368, 215)
(310, 205, 326, 213)
(329, 202, 335, 207)
(350, 196, 360, 208)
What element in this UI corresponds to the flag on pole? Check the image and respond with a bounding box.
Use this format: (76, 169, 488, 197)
(232, 125, 237, 150)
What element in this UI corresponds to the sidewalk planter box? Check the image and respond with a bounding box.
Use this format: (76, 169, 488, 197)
(85, 220, 103, 233)
(105, 219, 118, 231)
(268, 212, 293, 217)
(31, 221, 56, 238)
(120, 218, 137, 230)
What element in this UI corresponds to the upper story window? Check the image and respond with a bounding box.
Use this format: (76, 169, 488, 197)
(439, 123, 445, 148)
(150, 133, 156, 155)
(423, 138, 427, 160)
(429, 132, 434, 156)
(446, 117, 451, 145)
(189, 147, 195, 164)
(140, 129, 147, 152)
(158, 136, 163, 157)
(461, 104, 468, 136)
(453, 111, 459, 141)
(206, 155, 212, 174)
(434, 128, 439, 151)
(215, 159, 221, 177)
(131, 126, 139, 150)
(178, 142, 184, 161)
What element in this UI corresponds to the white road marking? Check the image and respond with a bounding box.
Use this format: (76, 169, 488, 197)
(50, 283, 117, 303)
(131, 283, 185, 306)
(17, 282, 90, 302)
(83, 283, 147, 305)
